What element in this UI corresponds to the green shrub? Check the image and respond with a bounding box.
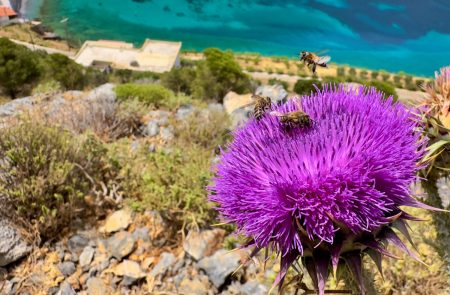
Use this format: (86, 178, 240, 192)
(117, 109, 231, 228)
(0, 123, 115, 238)
(323, 76, 346, 84)
(44, 53, 86, 90)
(337, 67, 346, 77)
(276, 69, 284, 75)
(293, 79, 322, 95)
(367, 80, 398, 101)
(381, 71, 391, 81)
(371, 71, 379, 80)
(201, 48, 251, 100)
(0, 38, 41, 98)
(115, 83, 191, 109)
(32, 80, 62, 95)
(415, 79, 425, 90)
(161, 67, 196, 94)
(359, 70, 369, 80)
(268, 78, 289, 91)
(348, 68, 357, 77)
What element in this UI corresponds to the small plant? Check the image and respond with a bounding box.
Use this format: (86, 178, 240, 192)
(367, 80, 398, 101)
(381, 71, 391, 81)
(0, 122, 116, 238)
(115, 83, 191, 109)
(359, 70, 369, 80)
(293, 79, 322, 95)
(348, 67, 357, 77)
(336, 67, 346, 77)
(371, 71, 379, 80)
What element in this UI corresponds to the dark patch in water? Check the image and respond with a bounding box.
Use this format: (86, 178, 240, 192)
(176, 12, 186, 17)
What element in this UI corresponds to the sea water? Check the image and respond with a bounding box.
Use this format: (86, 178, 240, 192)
(28, 0, 450, 76)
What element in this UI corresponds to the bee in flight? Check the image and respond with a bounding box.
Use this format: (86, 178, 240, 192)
(270, 110, 312, 129)
(299, 51, 331, 74)
(252, 94, 272, 121)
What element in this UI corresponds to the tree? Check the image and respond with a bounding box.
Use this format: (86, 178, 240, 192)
(45, 53, 85, 90)
(161, 67, 196, 94)
(202, 48, 251, 101)
(0, 38, 40, 98)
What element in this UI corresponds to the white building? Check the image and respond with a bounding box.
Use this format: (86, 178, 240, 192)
(74, 39, 182, 73)
(0, 5, 17, 26)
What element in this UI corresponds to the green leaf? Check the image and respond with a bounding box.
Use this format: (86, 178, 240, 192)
(422, 140, 450, 163)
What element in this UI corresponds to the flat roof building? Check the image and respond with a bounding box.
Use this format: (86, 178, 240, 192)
(74, 39, 182, 73)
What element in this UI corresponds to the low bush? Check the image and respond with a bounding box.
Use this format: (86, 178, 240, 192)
(293, 79, 322, 95)
(115, 83, 191, 109)
(367, 80, 398, 101)
(0, 122, 116, 238)
(268, 78, 289, 90)
(336, 67, 346, 77)
(116, 109, 231, 229)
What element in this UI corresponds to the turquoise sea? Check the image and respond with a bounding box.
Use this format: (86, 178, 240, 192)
(26, 0, 450, 77)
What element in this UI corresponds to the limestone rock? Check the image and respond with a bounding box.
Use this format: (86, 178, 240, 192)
(86, 277, 111, 295)
(67, 235, 89, 255)
(106, 231, 136, 260)
(223, 91, 253, 115)
(0, 218, 31, 266)
(179, 277, 210, 295)
(79, 246, 95, 268)
(102, 209, 132, 234)
(183, 229, 226, 261)
(255, 84, 288, 104)
(56, 281, 76, 295)
(58, 262, 76, 277)
(197, 249, 242, 288)
(150, 252, 176, 277)
(112, 260, 146, 279)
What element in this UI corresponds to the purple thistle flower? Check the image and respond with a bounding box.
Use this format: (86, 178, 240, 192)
(209, 85, 436, 294)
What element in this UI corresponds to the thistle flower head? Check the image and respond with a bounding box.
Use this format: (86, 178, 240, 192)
(209, 85, 432, 294)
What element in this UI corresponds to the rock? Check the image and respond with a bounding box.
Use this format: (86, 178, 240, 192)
(176, 105, 195, 120)
(0, 96, 33, 118)
(132, 227, 150, 242)
(223, 91, 253, 115)
(67, 235, 89, 255)
(87, 277, 110, 295)
(0, 218, 31, 266)
(143, 121, 160, 137)
(112, 260, 146, 279)
(241, 281, 269, 295)
(106, 231, 136, 260)
(160, 126, 174, 141)
(179, 277, 210, 295)
(79, 246, 95, 268)
(146, 110, 170, 126)
(150, 252, 176, 277)
(207, 103, 224, 113)
(255, 84, 288, 104)
(141, 257, 155, 270)
(183, 229, 226, 261)
(197, 249, 242, 288)
(86, 83, 116, 103)
(48, 286, 60, 294)
(58, 262, 76, 277)
(230, 108, 252, 129)
(56, 281, 76, 295)
(102, 209, 132, 234)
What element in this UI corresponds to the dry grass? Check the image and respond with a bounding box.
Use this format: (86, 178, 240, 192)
(0, 23, 76, 53)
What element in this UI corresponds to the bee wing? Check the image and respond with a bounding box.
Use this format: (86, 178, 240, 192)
(317, 56, 331, 64)
(269, 111, 284, 117)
